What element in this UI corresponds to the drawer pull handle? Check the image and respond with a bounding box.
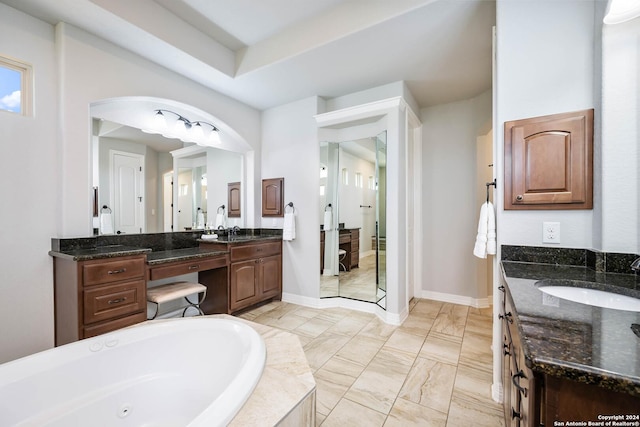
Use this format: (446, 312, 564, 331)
(108, 297, 126, 305)
(108, 268, 127, 275)
(512, 370, 528, 396)
(188, 265, 200, 270)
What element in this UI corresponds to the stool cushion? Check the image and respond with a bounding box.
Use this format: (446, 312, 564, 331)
(147, 281, 207, 304)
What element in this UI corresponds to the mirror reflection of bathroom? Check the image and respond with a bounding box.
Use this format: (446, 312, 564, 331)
(320, 131, 386, 308)
(91, 118, 243, 235)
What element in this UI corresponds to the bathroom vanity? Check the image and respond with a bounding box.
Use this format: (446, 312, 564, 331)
(198, 238, 282, 312)
(500, 260, 640, 426)
(49, 231, 283, 345)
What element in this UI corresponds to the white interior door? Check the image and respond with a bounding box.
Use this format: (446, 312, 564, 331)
(163, 172, 173, 232)
(111, 151, 144, 234)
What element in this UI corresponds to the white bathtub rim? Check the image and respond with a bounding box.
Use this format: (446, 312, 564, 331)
(0, 317, 267, 427)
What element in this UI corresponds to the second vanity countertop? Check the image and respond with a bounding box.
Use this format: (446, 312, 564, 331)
(49, 232, 282, 263)
(501, 261, 640, 397)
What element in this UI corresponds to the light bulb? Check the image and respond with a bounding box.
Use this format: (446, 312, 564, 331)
(209, 129, 221, 144)
(192, 122, 205, 142)
(153, 110, 167, 131)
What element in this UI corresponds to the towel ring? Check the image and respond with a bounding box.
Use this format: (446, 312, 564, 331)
(217, 205, 225, 213)
(325, 203, 332, 212)
(101, 205, 112, 214)
(285, 202, 295, 213)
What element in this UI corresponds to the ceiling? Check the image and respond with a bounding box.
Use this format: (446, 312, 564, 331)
(1, 0, 496, 111)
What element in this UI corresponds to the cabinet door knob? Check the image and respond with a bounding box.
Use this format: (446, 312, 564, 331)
(516, 195, 524, 201)
(511, 408, 521, 420)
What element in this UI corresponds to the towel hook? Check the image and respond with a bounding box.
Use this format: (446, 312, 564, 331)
(485, 179, 497, 203)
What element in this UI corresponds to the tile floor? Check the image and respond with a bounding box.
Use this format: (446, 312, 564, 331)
(236, 298, 505, 426)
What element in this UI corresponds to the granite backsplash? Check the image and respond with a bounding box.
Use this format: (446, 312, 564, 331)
(502, 245, 640, 275)
(52, 229, 283, 253)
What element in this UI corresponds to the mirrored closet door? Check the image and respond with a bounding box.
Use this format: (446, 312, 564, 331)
(320, 131, 387, 308)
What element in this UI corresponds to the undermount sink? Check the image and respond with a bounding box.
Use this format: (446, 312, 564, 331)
(536, 280, 640, 312)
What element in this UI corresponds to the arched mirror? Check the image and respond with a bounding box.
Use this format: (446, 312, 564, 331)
(90, 98, 246, 235)
(320, 131, 387, 309)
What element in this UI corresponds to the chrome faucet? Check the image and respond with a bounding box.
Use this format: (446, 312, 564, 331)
(230, 225, 240, 236)
(632, 257, 640, 274)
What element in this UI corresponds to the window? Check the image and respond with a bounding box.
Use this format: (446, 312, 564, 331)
(0, 55, 32, 115)
(342, 168, 349, 185)
(355, 172, 363, 188)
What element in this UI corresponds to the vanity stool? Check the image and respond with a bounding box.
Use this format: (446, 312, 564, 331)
(338, 249, 347, 271)
(146, 281, 207, 320)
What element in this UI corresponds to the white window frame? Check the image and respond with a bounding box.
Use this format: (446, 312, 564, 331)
(0, 55, 33, 116)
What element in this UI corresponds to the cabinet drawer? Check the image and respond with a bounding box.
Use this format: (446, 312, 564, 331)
(83, 311, 146, 339)
(83, 257, 145, 286)
(83, 280, 145, 324)
(148, 255, 228, 281)
(230, 242, 281, 262)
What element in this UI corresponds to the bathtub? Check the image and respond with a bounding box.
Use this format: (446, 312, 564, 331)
(0, 317, 266, 427)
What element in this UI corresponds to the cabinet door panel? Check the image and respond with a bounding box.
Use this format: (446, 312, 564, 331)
(259, 255, 282, 298)
(230, 261, 258, 310)
(505, 109, 593, 210)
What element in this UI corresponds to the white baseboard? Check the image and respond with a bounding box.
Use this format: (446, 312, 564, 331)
(282, 293, 405, 325)
(419, 290, 491, 308)
(491, 382, 503, 403)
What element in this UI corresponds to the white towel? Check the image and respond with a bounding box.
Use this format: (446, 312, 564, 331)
(100, 211, 114, 235)
(323, 210, 332, 231)
(196, 211, 205, 229)
(473, 201, 496, 258)
(283, 211, 296, 241)
(215, 213, 225, 229)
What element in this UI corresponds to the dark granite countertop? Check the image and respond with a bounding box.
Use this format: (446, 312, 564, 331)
(146, 247, 228, 265)
(501, 261, 640, 397)
(48, 245, 151, 261)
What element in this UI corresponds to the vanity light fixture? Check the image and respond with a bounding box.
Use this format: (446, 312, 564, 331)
(148, 109, 221, 146)
(604, 0, 640, 24)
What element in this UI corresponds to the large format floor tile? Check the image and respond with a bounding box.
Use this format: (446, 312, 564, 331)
(238, 298, 505, 426)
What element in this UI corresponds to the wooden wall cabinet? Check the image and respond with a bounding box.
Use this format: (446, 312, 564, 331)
(53, 255, 147, 346)
(228, 182, 241, 218)
(504, 109, 593, 210)
(262, 177, 284, 217)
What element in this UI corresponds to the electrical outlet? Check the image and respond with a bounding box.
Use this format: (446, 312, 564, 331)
(542, 221, 561, 244)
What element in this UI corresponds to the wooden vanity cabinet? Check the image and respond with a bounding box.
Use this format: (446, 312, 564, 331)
(229, 241, 282, 312)
(200, 240, 282, 313)
(500, 285, 539, 427)
(500, 282, 640, 426)
(53, 254, 147, 345)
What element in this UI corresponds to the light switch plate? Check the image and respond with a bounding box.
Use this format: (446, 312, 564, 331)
(543, 221, 561, 244)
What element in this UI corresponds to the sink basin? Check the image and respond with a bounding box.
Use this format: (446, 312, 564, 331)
(537, 283, 640, 312)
